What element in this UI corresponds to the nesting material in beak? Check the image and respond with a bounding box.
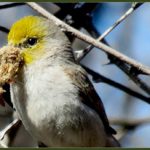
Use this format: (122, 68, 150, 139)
(0, 46, 23, 106)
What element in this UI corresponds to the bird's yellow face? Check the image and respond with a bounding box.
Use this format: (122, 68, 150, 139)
(8, 16, 49, 65)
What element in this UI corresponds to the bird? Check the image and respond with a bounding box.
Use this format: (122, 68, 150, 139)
(7, 16, 120, 147)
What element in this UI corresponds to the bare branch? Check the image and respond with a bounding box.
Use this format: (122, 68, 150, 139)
(7, 119, 22, 146)
(0, 26, 9, 33)
(83, 65, 150, 104)
(56, 2, 150, 95)
(98, 3, 143, 42)
(26, 2, 150, 76)
(110, 117, 150, 128)
(113, 58, 150, 95)
(0, 3, 25, 9)
(77, 3, 143, 61)
(74, 2, 150, 95)
(0, 119, 21, 140)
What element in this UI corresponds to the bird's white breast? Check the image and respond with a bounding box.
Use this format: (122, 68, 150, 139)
(10, 59, 107, 146)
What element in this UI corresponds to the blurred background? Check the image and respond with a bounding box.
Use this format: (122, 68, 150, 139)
(0, 2, 150, 147)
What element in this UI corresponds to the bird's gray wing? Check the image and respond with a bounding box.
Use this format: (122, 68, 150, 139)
(63, 64, 116, 135)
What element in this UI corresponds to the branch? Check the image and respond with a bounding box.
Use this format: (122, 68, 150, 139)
(111, 57, 150, 95)
(82, 65, 150, 104)
(7, 119, 22, 146)
(0, 26, 9, 33)
(0, 119, 21, 140)
(110, 117, 150, 128)
(98, 2, 142, 41)
(27, 2, 150, 76)
(73, 2, 150, 95)
(54, 3, 98, 42)
(77, 2, 143, 61)
(0, 3, 25, 9)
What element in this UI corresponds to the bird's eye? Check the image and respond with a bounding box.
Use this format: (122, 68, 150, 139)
(27, 38, 37, 46)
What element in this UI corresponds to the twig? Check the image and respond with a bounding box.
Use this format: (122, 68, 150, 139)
(77, 3, 143, 61)
(0, 2, 25, 9)
(111, 57, 150, 95)
(27, 2, 150, 75)
(110, 117, 150, 140)
(100, 39, 150, 95)
(83, 65, 150, 104)
(110, 117, 150, 127)
(73, 2, 150, 95)
(7, 119, 22, 146)
(98, 2, 142, 41)
(79, 2, 150, 95)
(0, 26, 9, 33)
(0, 119, 21, 140)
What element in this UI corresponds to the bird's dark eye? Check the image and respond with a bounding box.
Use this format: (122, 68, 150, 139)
(27, 38, 37, 46)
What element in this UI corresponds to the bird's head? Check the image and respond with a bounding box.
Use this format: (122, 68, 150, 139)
(8, 16, 70, 65)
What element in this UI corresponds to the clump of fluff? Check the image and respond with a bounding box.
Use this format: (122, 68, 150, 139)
(0, 46, 23, 95)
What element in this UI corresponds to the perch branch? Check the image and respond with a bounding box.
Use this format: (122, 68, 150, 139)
(27, 2, 150, 76)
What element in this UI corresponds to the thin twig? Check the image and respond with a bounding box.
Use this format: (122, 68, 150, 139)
(0, 3, 25, 9)
(27, 2, 150, 76)
(0, 119, 21, 140)
(110, 117, 150, 127)
(102, 40, 150, 95)
(77, 3, 143, 61)
(83, 65, 150, 104)
(0, 26, 9, 33)
(111, 57, 150, 95)
(98, 2, 142, 41)
(7, 119, 22, 146)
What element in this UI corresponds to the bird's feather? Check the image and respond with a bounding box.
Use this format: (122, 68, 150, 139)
(63, 63, 116, 135)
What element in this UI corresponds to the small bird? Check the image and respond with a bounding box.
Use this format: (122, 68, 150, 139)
(7, 16, 119, 147)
